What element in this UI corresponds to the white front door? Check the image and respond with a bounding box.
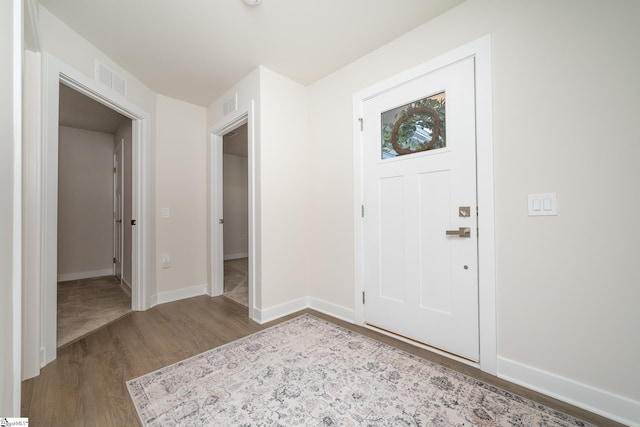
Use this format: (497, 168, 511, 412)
(362, 57, 479, 361)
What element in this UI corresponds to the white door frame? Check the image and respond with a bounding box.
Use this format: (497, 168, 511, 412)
(352, 35, 497, 375)
(39, 53, 152, 367)
(208, 101, 258, 321)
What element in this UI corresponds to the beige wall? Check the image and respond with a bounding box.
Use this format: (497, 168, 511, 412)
(26, 0, 640, 421)
(38, 6, 157, 116)
(207, 67, 310, 311)
(57, 126, 115, 279)
(258, 68, 311, 308)
(306, 0, 640, 406)
(155, 94, 208, 296)
(32, 5, 157, 301)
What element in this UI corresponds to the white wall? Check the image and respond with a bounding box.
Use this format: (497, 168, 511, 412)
(223, 153, 248, 260)
(25, 5, 211, 377)
(154, 95, 208, 300)
(28, 0, 640, 422)
(0, 0, 21, 416)
(306, 0, 640, 421)
(258, 68, 310, 309)
(38, 6, 157, 115)
(57, 126, 115, 280)
(207, 66, 310, 314)
(207, 68, 260, 128)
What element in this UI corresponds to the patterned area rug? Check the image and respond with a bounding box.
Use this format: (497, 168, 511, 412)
(127, 315, 593, 426)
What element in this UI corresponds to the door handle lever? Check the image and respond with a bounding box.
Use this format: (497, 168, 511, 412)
(445, 227, 471, 238)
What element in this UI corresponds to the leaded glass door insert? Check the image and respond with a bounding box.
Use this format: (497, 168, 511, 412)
(381, 92, 445, 159)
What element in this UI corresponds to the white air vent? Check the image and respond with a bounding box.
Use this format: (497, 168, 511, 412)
(223, 93, 238, 116)
(96, 62, 126, 97)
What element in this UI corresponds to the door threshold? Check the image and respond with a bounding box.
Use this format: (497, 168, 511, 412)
(365, 322, 480, 367)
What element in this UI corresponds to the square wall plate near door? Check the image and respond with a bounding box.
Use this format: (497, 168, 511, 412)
(528, 193, 557, 216)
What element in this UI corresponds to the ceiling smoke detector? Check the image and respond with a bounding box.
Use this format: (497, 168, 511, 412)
(243, 0, 261, 5)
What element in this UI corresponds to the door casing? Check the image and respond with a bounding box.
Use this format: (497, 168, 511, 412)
(35, 53, 152, 369)
(352, 35, 496, 374)
(208, 101, 258, 321)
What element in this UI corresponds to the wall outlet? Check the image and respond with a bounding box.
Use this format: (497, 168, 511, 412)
(161, 254, 171, 269)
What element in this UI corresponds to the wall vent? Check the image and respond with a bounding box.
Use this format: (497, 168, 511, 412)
(223, 92, 238, 116)
(96, 62, 126, 97)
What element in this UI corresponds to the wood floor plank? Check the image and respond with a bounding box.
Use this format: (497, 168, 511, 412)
(22, 296, 624, 427)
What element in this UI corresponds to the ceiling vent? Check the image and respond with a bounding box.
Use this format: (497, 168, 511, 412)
(223, 93, 238, 116)
(96, 62, 126, 97)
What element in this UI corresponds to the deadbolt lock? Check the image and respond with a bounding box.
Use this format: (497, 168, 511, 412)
(459, 206, 471, 217)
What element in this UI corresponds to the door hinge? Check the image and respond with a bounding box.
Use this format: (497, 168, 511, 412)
(362, 291, 365, 304)
(361, 204, 365, 218)
(358, 117, 363, 131)
(113, 257, 117, 264)
(113, 167, 117, 174)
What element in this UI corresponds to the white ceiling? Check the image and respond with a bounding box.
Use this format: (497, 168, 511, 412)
(39, 0, 465, 106)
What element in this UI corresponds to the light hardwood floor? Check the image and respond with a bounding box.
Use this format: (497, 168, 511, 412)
(22, 296, 623, 426)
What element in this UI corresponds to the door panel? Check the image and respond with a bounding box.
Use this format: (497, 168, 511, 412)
(378, 176, 405, 302)
(363, 57, 479, 361)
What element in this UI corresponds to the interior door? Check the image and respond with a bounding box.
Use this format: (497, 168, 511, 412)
(113, 140, 123, 279)
(363, 57, 479, 361)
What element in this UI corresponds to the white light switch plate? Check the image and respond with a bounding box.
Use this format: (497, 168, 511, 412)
(161, 254, 171, 268)
(528, 193, 557, 216)
(161, 207, 170, 218)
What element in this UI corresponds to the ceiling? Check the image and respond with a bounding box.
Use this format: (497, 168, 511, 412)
(39, 0, 465, 106)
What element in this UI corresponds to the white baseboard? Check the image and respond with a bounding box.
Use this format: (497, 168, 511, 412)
(498, 356, 640, 427)
(224, 252, 248, 261)
(57, 268, 113, 282)
(154, 283, 208, 306)
(254, 297, 309, 324)
(120, 278, 132, 296)
(308, 297, 355, 323)
(253, 296, 355, 325)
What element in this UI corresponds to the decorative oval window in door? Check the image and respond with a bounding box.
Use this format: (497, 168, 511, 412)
(381, 92, 446, 159)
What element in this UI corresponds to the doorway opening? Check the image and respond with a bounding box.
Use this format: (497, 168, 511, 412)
(35, 55, 152, 369)
(56, 83, 133, 347)
(209, 101, 258, 321)
(221, 124, 249, 307)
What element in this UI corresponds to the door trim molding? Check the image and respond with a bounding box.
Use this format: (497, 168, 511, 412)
(208, 101, 259, 321)
(37, 53, 152, 368)
(352, 35, 496, 374)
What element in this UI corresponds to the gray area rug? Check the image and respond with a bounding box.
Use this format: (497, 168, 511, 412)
(127, 314, 594, 426)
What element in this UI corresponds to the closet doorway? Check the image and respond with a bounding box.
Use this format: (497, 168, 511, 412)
(221, 124, 249, 308)
(56, 83, 133, 347)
